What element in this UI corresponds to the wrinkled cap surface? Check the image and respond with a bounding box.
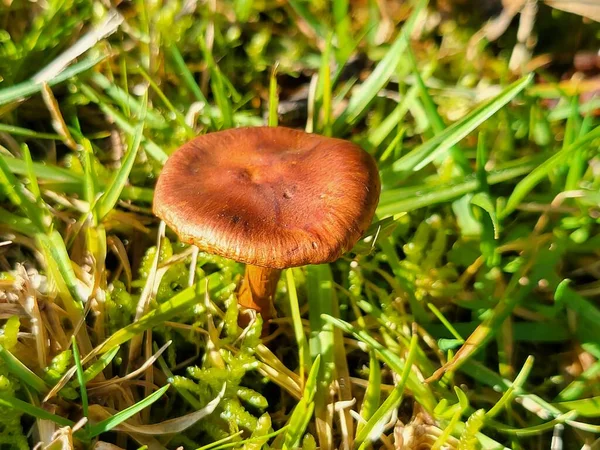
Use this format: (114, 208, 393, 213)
(153, 127, 381, 269)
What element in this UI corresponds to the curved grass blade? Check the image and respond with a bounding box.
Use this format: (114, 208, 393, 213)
(490, 411, 578, 437)
(432, 387, 470, 450)
(199, 427, 288, 450)
(77, 83, 168, 164)
(91, 383, 225, 435)
(486, 355, 534, 419)
(89, 72, 167, 128)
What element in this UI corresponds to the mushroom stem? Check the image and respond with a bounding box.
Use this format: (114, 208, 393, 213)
(237, 265, 281, 326)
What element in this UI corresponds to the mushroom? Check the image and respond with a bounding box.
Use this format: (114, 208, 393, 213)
(153, 126, 380, 329)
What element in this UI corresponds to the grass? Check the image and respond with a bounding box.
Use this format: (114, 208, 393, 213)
(0, 0, 599, 449)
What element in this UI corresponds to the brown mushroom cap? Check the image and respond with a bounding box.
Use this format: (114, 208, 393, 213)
(153, 127, 381, 269)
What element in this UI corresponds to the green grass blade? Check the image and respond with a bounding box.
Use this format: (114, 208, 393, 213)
(322, 314, 436, 412)
(137, 67, 194, 137)
(97, 120, 144, 220)
(378, 155, 542, 217)
(355, 328, 419, 446)
(37, 230, 87, 306)
(555, 397, 600, 418)
(555, 280, 600, 330)
(20, 144, 43, 213)
(0, 55, 105, 106)
(268, 64, 279, 127)
(282, 355, 321, 449)
(167, 44, 208, 103)
(490, 411, 577, 437)
(333, 0, 426, 133)
(286, 269, 309, 385)
(0, 207, 38, 235)
(392, 75, 532, 175)
(87, 384, 170, 438)
(332, 0, 352, 61)
(486, 355, 534, 419)
(470, 192, 500, 239)
(355, 350, 380, 437)
(368, 85, 419, 149)
(501, 125, 600, 218)
(94, 273, 226, 356)
(89, 72, 166, 129)
(432, 387, 470, 450)
(0, 344, 48, 394)
(199, 39, 235, 129)
(3, 155, 82, 184)
(202, 427, 287, 450)
(78, 83, 168, 164)
(82, 346, 119, 384)
(0, 154, 47, 232)
(407, 47, 469, 172)
(156, 345, 203, 410)
(119, 55, 130, 118)
(306, 264, 335, 447)
(71, 336, 89, 429)
(319, 37, 333, 136)
(81, 138, 98, 224)
(3, 155, 153, 203)
(0, 123, 61, 140)
(287, 0, 328, 40)
(0, 394, 74, 427)
(427, 303, 464, 343)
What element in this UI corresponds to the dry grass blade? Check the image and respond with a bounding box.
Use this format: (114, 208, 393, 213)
(13, 265, 48, 368)
(39, 425, 76, 450)
(92, 443, 126, 450)
(88, 340, 171, 391)
(40, 83, 78, 150)
(544, 0, 600, 21)
(107, 235, 132, 289)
